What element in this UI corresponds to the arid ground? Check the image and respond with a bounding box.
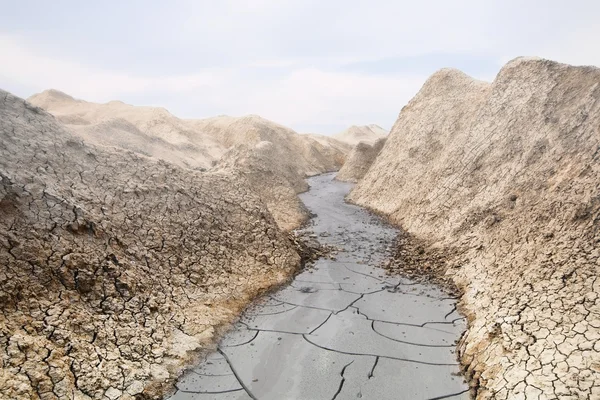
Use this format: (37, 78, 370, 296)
(1, 56, 599, 400)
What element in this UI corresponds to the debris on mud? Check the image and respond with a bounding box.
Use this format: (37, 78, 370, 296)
(288, 230, 338, 268)
(383, 230, 461, 297)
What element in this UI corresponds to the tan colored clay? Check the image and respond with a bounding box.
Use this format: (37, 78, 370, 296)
(0, 91, 300, 399)
(350, 58, 600, 399)
(336, 138, 386, 183)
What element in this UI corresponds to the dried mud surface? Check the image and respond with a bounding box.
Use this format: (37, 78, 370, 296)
(168, 174, 468, 400)
(336, 138, 386, 183)
(27, 93, 350, 232)
(0, 90, 302, 399)
(349, 58, 600, 399)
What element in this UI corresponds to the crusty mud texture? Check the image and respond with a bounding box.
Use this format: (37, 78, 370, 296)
(336, 138, 386, 183)
(349, 58, 600, 399)
(28, 89, 227, 171)
(382, 230, 460, 296)
(27, 92, 351, 232)
(0, 90, 300, 400)
(208, 115, 349, 230)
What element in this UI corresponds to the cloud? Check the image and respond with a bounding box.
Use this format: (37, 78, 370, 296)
(0, 33, 427, 133)
(0, 35, 226, 100)
(1, 1, 600, 134)
(233, 68, 426, 130)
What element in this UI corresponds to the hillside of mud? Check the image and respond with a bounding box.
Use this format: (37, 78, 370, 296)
(349, 58, 600, 399)
(27, 89, 225, 170)
(334, 124, 388, 145)
(199, 115, 350, 230)
(28, 92, 350, 231)
(0, 91, 302, 399)
(336, 138, 386, 183)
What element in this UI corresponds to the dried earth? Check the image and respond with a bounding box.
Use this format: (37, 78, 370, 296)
(28, 93, 350, 231)
(349, 58, 600, 399)
(168, 173, 468, 400)
(204, 116, 350, 230)
(333, 124, 388, 146)
(27, 90, 226, 171)
(0, 90, 303, 399)
(336, 138, 386, 183)
(6, 55, 597, 400)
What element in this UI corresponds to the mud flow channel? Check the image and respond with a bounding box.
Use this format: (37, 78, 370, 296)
(169, 173, 468, 400)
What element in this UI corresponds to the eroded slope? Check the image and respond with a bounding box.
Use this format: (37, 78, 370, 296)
(194, 115, 350, 229)
(0, 90, 300, 399)
(27, 93, 350, 231)
(334, 124, 388, 146)
(189, 115, 348, 181)
(214, 141, 310, 231)
(336, 138, 386, 183)
(301, 133, 352, 164)
(349, 58, 600, 399)
(28, 89, 226, 170)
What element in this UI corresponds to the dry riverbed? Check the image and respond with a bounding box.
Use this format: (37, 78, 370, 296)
(168, 173, 468, 399)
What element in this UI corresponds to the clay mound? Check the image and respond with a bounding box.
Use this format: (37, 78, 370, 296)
(215, 141, 310, 231)
(302, 133, 352, 167)
(28, 92, 350, 230)
(349, 58, 600, 398)
(333, 124, 388, 145)
(193, 116, 350, 229)
(189, 115, 348, 177)
(0, 90, 300, 399)
(336, 138, 386, 182)
(302, 134, 352, 171)
(28, 89, 226, 170)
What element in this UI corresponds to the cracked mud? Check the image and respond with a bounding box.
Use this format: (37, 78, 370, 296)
(169, 174, 468, 400)
(348, 59, 600, 398)
(0, 91, 302, 400)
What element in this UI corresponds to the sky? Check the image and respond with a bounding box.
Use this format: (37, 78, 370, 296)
(1, 0, 599, 134)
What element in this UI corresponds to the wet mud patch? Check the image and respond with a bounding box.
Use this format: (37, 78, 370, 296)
(168, 173, 468, 399)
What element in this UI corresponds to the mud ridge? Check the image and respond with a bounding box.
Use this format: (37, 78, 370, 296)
(349, 58, 600, 398)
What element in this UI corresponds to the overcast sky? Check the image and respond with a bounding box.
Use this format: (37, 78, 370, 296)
(1, 1, 599, 134)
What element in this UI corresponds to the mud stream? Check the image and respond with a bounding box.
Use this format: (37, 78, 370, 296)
(169, 173, 468, 399)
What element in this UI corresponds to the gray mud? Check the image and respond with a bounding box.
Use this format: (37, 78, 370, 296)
(168, 173, 468, 399)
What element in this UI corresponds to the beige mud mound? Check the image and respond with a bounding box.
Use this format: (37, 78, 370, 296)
(333, 124, 388, 145)
(28, 92, 349, 231)
(336, 138, 386, 182)
(302, 133, 352, 169)
(193, 115, 350, 229)
(189, 115, 348, 178)
(0, 90, 300, 399)
(215, 141, 310, 231)
(28, 89, 226, 170)
(349, 58, 600, 399)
